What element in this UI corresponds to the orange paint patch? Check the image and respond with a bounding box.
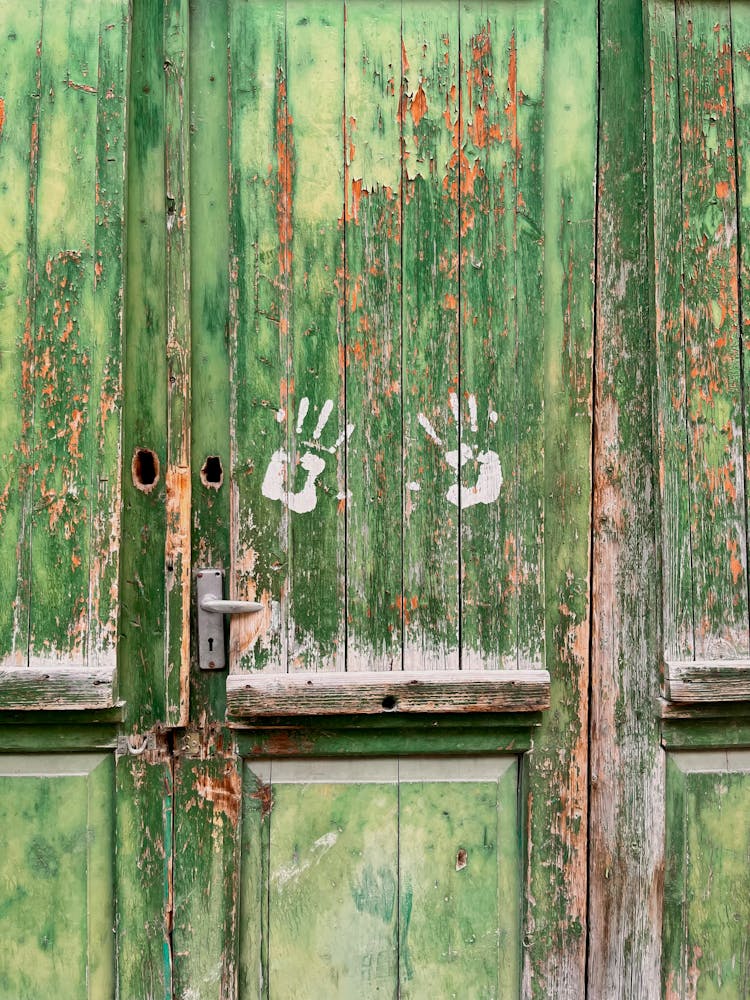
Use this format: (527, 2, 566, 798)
(715, 180, 730, 199)
(411, 85, 427, 126)
(0, 97, 5, 139)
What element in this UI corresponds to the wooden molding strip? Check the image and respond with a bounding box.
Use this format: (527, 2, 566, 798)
(666, 660, 750, 703)
(226, 669, 551, 717)
(0, 666, 116, 711)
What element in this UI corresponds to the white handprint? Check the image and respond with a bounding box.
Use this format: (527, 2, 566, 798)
(418, 392, 502, 508)
(261, 398, 354, 514)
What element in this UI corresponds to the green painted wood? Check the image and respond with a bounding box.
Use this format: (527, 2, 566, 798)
(524, 0, 596, 994)
(0, 723, 119, 751)
(401, 0, 460, 670)
(0, 754, 114, 999)
(513, 0, 546, 670)
(238, 759, 270, 999)
(164, 0, 191, 724)
(0, 1, 41, 667)
(458, 2, 519, 671)
(189, 0, 231, 721)
(678, 3, 748, 659)
(662, 717, 750, 751)
(116, 754, 173, 1000)
(119, 0, 170, 728)
(266, 766, 398, 997)
(23, 0, 128, 669)
(344, 0, 403, 670)
(173, 750, 241, 1000)
(648, 0, 694, 660)
(398, 759, 520, 999)
(663, 752, 750, 999)
(589, 0, 664, 994)
(286, 2, 347, 672)
(228, 0, 287, 673)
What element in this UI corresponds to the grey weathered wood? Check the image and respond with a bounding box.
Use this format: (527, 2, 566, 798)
(666, 660, 750, 703)
(226, 670, 550, 717)
(0, 667, 116, 710)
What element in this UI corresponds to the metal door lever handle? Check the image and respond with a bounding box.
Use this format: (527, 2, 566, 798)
(200, 598, 263, 615)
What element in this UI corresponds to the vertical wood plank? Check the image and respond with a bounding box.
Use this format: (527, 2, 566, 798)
(228, 0, 288, 674)
(119, 0, 170, 728)
(589, 0, 665, 994)
(459, 2, 519, 671)
(267, 776, 399, 997)
(514, 0, 546, 670)
(116, 754, 173, 1000)
(344, 0, 403, 671)
(398, 763, 520, 999)
(0, 1, 42, 665)
(732, 0, 750, 654)
(238, 761, 271, 1000)
(649, 0, 694, 659)
(285, 2, 347, 671)
(173, 748, 241, 1000)
(164, 0, 191, 723)
(678, 2, 748, 659)
(523, 0, 596, 994)
(189, 0, 231, 719)
(401, 0, 460, 671)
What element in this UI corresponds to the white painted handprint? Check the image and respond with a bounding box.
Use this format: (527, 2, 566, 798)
(418, 392, 502, 508)
(261, 398, 354, 514)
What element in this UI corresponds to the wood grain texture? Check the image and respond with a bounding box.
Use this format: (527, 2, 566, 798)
(0, 665, 116, 710)
(119, 0, 170, 729)
(523, 0, 596, 995)
(116, 752, 173, 1000)
(172, 744, 241, 1000)
(588, 0, 664, 994)
(344, 0, 403, 670)
(0, 0, 41, 666)
(164, 0, 191, 725)
(667, 658, 750, 702)
(0, 0, 129, 671)
(189, 0, 232, 721)
(663, 752, 750, 999)
(401, 0, 460, 671)
(226, 668, 550, 717)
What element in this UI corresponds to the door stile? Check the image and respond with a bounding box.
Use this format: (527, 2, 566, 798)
(588, 0, 665, 995)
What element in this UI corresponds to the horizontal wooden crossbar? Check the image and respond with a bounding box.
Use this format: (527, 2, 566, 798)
(666, 660, 750, 703)
(0, 666, 116, 711)
(226, 669, 551, 717)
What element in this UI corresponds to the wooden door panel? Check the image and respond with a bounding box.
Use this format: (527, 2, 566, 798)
(663, 751, 750, 999)
(0, 0, 128, 676)
(226, 0, 547, 675)
(0, 754, 115, 999)
(238, 755, 521, 999)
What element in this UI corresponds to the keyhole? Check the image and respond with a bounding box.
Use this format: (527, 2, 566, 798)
(208, 636, 214, 652)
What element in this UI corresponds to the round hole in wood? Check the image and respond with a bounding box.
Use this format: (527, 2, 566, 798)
(381, 694, 397, 711)
(200, 455, 223, 489)
(132, 448, 159, 492)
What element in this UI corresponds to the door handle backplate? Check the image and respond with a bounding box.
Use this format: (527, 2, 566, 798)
(195, 568, 262, 671)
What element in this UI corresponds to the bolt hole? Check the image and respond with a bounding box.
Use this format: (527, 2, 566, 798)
(456, 848, 468, 871)
(381, 694, 397, 711)
(132, 448, 160, 492)
(200, 455, 223, 490)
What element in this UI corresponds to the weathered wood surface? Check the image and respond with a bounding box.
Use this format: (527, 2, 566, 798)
(0, 665, 116, 710)
(588, 0, 664, 995)
(239, 757, 521, 998)
(172, 741, 240, 1000)
(226, 668, 550, 717)
(0, 754, 115, 999)
(522, 1, 596, 996)
(0, 0, 129, 671)
(650, 1, 750, 660)
(227, 0, 549, 675)
(663, 752, 750, 999)
(188, 0, 232, 722)
(116, 751, 173, 1000)
(666, 658, 750, 702)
